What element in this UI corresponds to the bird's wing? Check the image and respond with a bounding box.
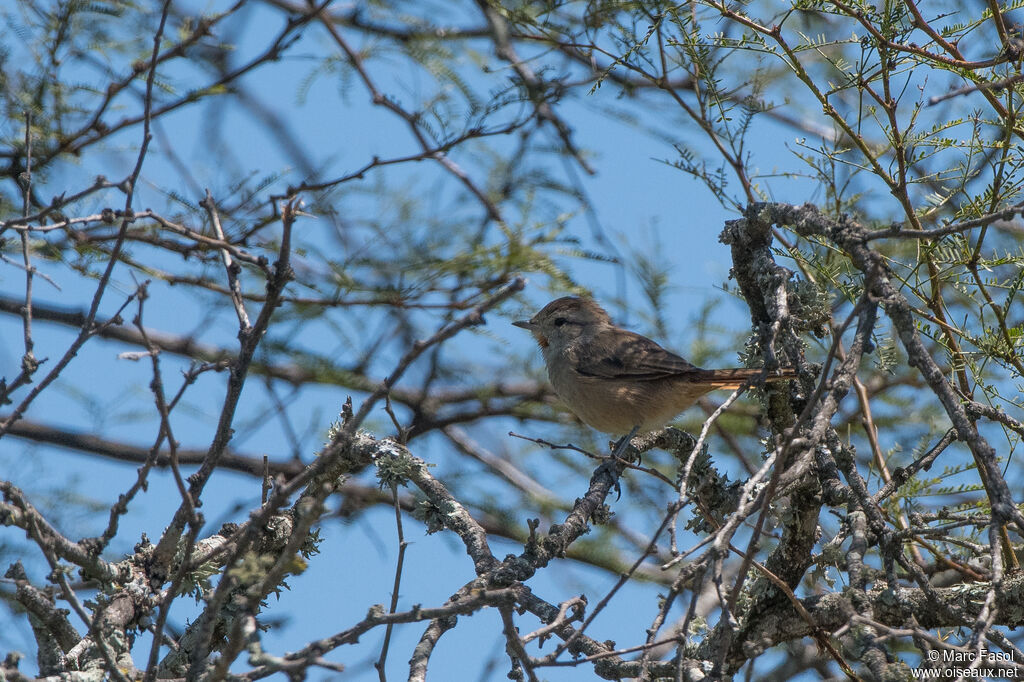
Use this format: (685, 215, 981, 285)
(574, 330, 702, 381)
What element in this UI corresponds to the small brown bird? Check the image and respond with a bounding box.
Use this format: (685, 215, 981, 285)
(514, 297, 797, 435)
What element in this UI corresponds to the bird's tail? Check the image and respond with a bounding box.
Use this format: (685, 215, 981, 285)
(697, 367, 798, 390)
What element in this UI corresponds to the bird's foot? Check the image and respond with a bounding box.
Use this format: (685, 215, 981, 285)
(609, 425, 640, 461)
(602, 426, 639, 500)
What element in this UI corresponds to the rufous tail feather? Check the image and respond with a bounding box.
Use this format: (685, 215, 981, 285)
(699, 367, 797, 390)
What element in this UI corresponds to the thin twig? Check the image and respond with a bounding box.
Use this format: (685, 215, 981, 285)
(201, 190, 251, 329)
(374, 486, 409, 682)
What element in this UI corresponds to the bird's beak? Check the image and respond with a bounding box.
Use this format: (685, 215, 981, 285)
(514, 318, 548, 348)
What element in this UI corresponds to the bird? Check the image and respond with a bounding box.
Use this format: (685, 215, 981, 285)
(513, 296, 797, 435)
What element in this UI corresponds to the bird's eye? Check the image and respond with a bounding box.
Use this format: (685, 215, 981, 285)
(553, 317, 568, 327)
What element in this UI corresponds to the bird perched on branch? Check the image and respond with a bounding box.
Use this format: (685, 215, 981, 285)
(514, 297, 797, 435)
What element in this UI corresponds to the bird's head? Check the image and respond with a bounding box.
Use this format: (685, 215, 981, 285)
(513, 296, 612, 348)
